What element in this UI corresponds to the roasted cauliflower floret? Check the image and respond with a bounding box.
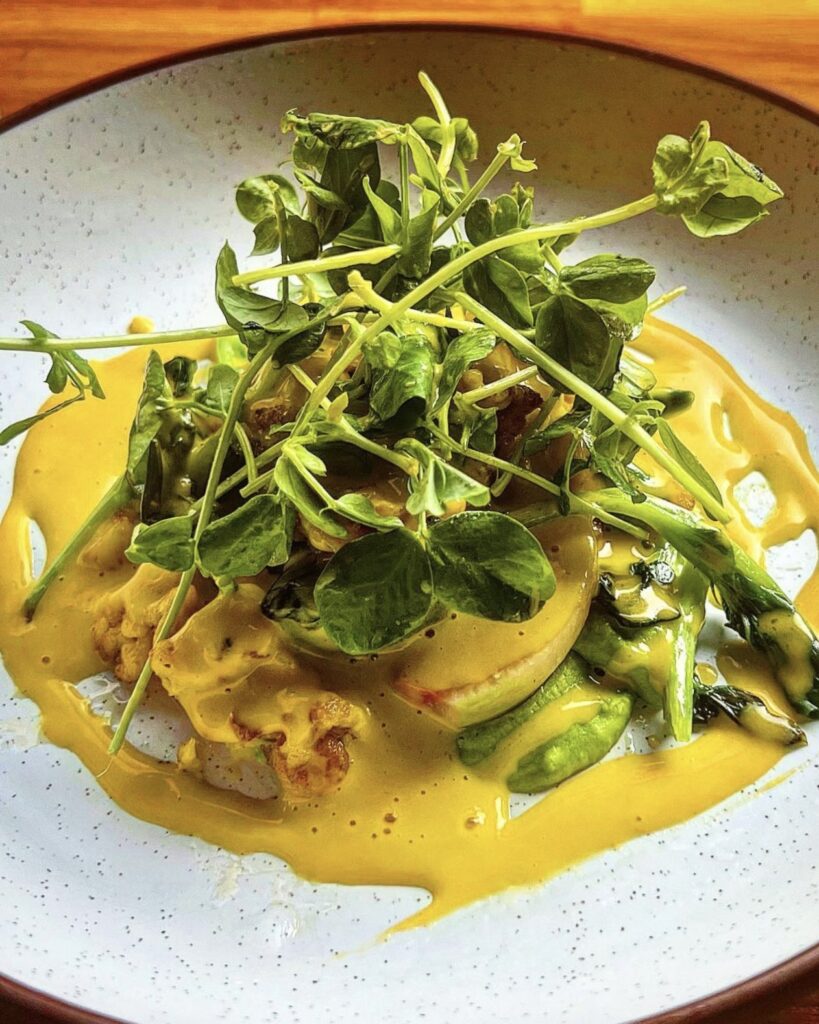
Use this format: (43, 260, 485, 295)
(91, 563, 205, 683)
(152, 583, 367, 800)
(261, 689, 364, 800)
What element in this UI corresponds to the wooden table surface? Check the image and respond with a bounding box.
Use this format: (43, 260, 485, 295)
(1, 1, 818, 1022)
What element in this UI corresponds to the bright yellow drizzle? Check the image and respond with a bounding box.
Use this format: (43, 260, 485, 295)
(0, 318, 816, 933)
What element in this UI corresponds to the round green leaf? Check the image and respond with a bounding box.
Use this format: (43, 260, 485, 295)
(428, 511, 556, 622)
(315, 528, 433, 654)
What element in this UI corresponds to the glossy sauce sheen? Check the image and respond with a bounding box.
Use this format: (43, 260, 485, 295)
(0, 320, 816, 932)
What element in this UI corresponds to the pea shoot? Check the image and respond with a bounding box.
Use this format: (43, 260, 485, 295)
(2, 72, 809, 776)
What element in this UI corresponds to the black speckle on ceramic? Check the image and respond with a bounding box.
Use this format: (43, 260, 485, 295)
(0, 29, 817, 1024)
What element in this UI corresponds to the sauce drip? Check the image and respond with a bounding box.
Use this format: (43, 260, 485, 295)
(0, 319, 816, 933)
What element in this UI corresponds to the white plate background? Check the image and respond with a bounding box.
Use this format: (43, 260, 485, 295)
(0, 29, 817, 1024)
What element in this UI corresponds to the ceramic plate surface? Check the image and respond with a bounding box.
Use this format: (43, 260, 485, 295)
(0, 27, 817, 1024)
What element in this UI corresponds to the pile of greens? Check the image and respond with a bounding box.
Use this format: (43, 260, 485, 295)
(2, 73, 815, 773)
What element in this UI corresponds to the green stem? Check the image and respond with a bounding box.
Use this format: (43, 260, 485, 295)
(108, 326, 299, 755)
(232, 244, 400, 287)
(434, 139, 513, 240)
(543, 245, 563, 274)
(425, 423, 646, 538)
(647, 286, 687, 314)
(234, 423, 257, 484)
(0, 325, 235, 353)
(241, 422, 416, 498)
(399, 140, 411, 239)
(287, 364, 330, 408)
(107, 565, 196, 755)
(292, 194, 660, 441)
(229, 438, 290, 499)
(418, 71, 456, 178)
(24, 475, 132, 618)
(332, 422, 419, 475)
(245, 362, 286, 406)
(492, 394, 558, 499)
(455, 290, 730, 524)
(459, 365, 538, 405)
(347, 280, 476, 332)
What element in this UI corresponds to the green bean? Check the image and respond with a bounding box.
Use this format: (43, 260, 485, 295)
(507, 691, 634, 793)
(593, 490, 819, 716)
(573, 608, 664, 709)
(694, 680, 806, 747)
(574, 546, 708, 742)
(456, 654, 589, 767)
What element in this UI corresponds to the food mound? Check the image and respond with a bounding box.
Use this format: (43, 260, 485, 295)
(3, 73, 815, 817)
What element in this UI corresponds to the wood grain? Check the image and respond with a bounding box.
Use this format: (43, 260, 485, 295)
(0, 2, 817, 1022)
(1, 0, 818, 118)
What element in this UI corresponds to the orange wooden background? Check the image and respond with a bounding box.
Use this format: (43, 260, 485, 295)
(2, 0, 818, 119)
(0, 1, 818, 1022)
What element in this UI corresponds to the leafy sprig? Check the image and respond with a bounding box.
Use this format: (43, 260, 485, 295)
(1, 73, 795, 752)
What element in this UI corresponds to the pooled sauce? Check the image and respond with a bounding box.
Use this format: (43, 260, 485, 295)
(0, 319, 816, 933)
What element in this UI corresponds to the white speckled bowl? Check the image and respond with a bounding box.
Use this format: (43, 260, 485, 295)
(0, 27, 817, 1024)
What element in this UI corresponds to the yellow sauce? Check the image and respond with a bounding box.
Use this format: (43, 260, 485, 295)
(0, 318, 816, 933)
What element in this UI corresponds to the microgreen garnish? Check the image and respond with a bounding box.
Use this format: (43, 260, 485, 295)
(4, 72, 803, 750)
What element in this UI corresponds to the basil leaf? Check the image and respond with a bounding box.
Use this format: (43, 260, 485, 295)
(459, 403, 497, 454)
(362, 176, 402, 243)
(535, 293, 618, 390)
(64, 354, 101, 395)
(20, 320, 58, 343)
(271, 302, 327, 368)
(163, 356, 196, 397)
(332, 492, 403, 531)
(284, 214, 320, 262)
(203, 363, 238, 415)
(362, 329, 402, 370)
(45, 354, 67, 393)
(682, 142, 783, 237)
(653, 122, 782, 237)
(406, 128, 443, 193)
(216, 335, 247, 369)
(366, 332, 436, 425)
(398, 189, 440, 278)
(9, 323, 107, 437)
(434, 327, 496, 412)
(315, 528, 434, 654)
(427, 512, 556, 621)
(214, 243, 308, 347)
(126, 351, 170, 475)
(236, 175, 304, 257)
(198, 493, 294, 578)
(235, 174, 300, 222)
(293, 169, 348, 212)
(126, 515, 195, 572)
(656, 418, 724, 509)
(463, 255, 533, 328)
(282, 111, 403, 149)
(412, 115, 478, 165)
(397, 439, 490, 517)
(250, 217, 281, 257)
(560, 255, 655, 304)
(652, 122, 729, 216)
(321, 146, 382, 244)
(464, 186, 540, 273)
(585, 292, 648, 331)
(273, 457, 347, 538)
(0, 394, 83, 446)
(335, 181, 400, 248)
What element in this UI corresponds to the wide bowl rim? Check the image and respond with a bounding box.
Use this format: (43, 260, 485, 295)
(0, 20, 816, 1024)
